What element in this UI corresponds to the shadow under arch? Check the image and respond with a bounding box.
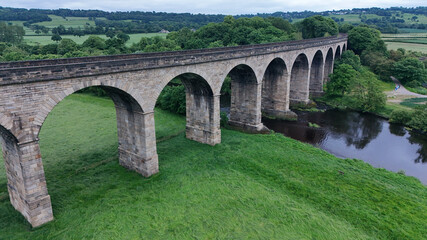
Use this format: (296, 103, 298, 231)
(324, 48, 334, 83)
(335, 45, 342, 60)
(343, 43, 347, 51)
(224, 64, 267, 133)
(0, 124, 25, 223)
(309, 50, 325, 94)
(159, 72, 220, 145)
(261, 58, 292, 118)
(290, 53, 310, 104)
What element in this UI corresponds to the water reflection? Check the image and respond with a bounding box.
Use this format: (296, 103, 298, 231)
(263, 110, 427, 184)
(407, 133, 427, 163)
(389, 124, 406, 137)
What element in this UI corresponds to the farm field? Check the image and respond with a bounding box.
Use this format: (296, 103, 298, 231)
(382, 32, 427, 53)
(0, 94, 426, 239)
(23, 33, 168, 46)
(35, 15, 102, 28)
(384, 42, 427, 53)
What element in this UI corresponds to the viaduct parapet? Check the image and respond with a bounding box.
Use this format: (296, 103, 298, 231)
(0, 35, 347, 227)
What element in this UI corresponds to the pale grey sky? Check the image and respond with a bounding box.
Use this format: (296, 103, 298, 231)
(0, 0, 425, 15)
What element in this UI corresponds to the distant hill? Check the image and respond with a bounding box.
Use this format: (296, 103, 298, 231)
(1, 6, 427, 35)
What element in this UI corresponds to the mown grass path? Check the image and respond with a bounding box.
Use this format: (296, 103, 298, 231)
(0, 94, 426, 239)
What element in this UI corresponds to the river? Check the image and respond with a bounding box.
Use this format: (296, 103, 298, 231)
(262, 110, 427, 184)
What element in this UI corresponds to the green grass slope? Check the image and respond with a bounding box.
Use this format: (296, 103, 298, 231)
(23, 33, 167, 46)
(0, 94, 426, 239)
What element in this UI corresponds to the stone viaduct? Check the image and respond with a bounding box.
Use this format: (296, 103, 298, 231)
(0, 35, 347, 227)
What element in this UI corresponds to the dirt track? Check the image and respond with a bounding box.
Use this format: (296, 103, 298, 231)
(386, 76, 427, 103)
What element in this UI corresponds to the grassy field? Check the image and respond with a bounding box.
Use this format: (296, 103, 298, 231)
(23, 33, 168, 46)
(401, 13, 427, 24)
(35, 15, 101, 28)
(383, 39, 427, 44)
(397, 28, 427, 33)
(400, 97, 427, 108)
(0, 94, 426, 239)
(384, 41, 427, 53)
(381, 32, 427, 53)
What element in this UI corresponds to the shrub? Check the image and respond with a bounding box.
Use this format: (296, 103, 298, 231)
(77, 87, 108, 97)
(221, 76, 231, 95)
(326, 64, 357, 96)
(389, 109, 412, 124)
(348, 71, 386, 112)
(156, 85, 186, 115)
(220, 112, 229, 127)
(408, 104, 427, 133)
(392, 58, 426, 85)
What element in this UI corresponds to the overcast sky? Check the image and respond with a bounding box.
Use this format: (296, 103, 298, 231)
(0, 0, 425, 15)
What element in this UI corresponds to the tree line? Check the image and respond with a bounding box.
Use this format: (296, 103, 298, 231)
(2, 6, 427, 36)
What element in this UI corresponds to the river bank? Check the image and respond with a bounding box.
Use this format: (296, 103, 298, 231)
(264, 108, 427, 184)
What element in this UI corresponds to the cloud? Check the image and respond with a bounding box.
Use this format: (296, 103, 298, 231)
(0, 0, 425, 14)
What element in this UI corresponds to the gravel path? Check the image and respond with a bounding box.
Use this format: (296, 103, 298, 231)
(386, 76, 427, 103)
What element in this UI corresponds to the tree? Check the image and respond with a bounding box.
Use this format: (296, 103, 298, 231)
(40, 43, 58, 54)
(347, 71, 386, 112)
(326, 64, 358, 96)
(116, 32, 130, 43)
(57, 38, 78, 55)
(167, 27, 195, 49)
(409, 104, 427, 133)
(51, 34, 62, 42)
(336, 50, 362, 72)
(360, 51, 394, 81)
(392, 58, 427, 84)
(2, 46, 28, 61)
(300, 15, 338, 39)
(348, 26, 385, 55)
(0, 22, 25, 44)
(266, 17, 294, 34)
(338, 23, 354, 33)
(105, 30, 115, 38)
(156, 84, 186, 115)
(82, 35, 106, 50)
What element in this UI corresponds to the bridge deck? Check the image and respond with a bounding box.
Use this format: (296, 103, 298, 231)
(0, 35, 347, 85)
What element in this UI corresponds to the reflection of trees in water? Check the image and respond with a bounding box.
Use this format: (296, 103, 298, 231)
(389, 123, 426, 164)
(389, 124, 406, 136)
(407, 134, 427, 163)
(262, 117, 327, 145)
(321, 111, 382, 150)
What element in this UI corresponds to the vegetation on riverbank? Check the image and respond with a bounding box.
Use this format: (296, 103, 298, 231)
(318, 26, 427, 133)
(0, 93, 426, 239)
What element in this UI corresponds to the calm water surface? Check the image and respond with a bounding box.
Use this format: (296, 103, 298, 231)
(262, 110, 427, 184)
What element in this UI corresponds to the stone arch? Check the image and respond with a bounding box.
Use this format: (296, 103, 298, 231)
(261, 58, 291, 117)
(226, 64, 266, 132)
(290, 53, 310, 104)
(161, 72, 220, 145)
(38, 84, 158, 176)
(343, 43, 347, 51)
(34, 80, 145, 139)
(335, 45, 341, 60)
(2, 83, 159, 228)
(324, 48, 334, 83)
(309, 50, 325, 94)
